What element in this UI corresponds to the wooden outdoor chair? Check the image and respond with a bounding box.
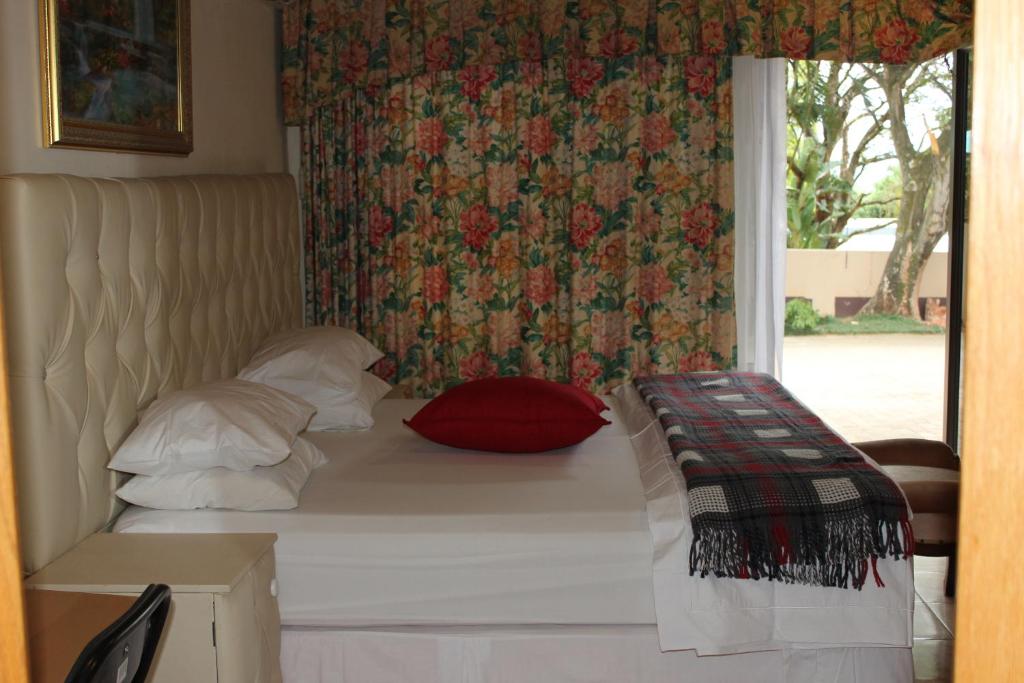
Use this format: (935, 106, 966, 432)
(853, 438, 960, 597)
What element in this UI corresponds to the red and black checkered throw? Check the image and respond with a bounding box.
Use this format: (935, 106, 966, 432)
(633, 372, 913, 590)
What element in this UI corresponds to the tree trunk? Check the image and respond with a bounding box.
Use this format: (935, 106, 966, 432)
(861, 157, 951, 317)
(860, 64, 953, 319)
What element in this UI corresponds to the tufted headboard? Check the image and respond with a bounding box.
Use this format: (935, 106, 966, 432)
(0, 174, 302, 573)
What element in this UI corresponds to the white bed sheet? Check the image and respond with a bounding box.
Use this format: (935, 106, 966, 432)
(114, 398, 658, 627)
(115, 392, 913, 658)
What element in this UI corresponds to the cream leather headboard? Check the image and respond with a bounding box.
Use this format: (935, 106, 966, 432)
(0, 174, 302, 573)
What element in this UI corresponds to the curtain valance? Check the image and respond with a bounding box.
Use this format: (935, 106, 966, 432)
(282, 0, 972, 123)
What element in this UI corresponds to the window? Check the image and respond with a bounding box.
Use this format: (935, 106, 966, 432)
(783, 53, 968, 445)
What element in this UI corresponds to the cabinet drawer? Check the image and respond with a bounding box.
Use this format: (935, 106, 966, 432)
(132, 593, 217, 683)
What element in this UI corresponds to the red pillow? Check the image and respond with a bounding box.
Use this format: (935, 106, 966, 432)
(404, 377, 611, 453)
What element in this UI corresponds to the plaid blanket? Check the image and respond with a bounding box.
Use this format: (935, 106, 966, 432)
(633, 372, 913, 590)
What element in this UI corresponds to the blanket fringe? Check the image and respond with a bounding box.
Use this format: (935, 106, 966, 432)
(689, 514, 912, 590)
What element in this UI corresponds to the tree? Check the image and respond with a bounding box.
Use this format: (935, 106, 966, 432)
(859, 59, 954, 318)
(786, 61, 899, 249)
(858, 167, 902, 218)
(785, 56, 956, 320)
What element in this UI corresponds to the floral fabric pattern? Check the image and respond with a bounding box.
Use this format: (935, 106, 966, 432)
(286, 0, 971, 397)
(282, 0, 972, 123)
(302, 55, 736, 396)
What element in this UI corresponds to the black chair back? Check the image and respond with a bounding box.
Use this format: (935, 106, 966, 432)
(65, 584, 172, 683)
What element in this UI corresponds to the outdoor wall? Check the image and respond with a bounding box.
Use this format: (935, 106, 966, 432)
(0, 0, 285, 177)
(786, 249, 949, 317)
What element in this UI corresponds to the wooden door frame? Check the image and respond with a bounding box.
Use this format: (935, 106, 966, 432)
(0, 276, 28, 680)
(954, 0, 1024, 680)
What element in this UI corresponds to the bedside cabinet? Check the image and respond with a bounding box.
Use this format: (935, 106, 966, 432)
(25, 533, 282, 683)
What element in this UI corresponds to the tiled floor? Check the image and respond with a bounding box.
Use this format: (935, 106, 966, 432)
(913, 556, 955, 683)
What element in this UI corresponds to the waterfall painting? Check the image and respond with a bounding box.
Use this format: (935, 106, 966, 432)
(39, 0, 192, 154)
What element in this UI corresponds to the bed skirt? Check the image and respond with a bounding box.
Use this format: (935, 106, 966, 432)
(280, 625, 913, 682)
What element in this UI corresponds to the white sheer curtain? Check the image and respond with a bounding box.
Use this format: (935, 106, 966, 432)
(732, 56, 788, 376)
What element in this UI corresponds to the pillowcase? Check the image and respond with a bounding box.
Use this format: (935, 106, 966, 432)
(239, 326, 384, 400)
(305, 371, 392, 431)
(238, 326, 388, 430)
(108, 379, 316, 476)
(115, 437, 327, 511)
(403, 377, 611, 453)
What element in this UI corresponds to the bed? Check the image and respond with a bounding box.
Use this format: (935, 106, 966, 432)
(116, 394, 913, 681)
(1, 173, 914, 682)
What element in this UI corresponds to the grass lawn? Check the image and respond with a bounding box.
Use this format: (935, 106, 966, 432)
(789, 314, 944, 336)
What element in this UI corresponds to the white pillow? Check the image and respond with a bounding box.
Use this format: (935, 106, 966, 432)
(108, 379, 316, 476)
(238, 326, 385, 404)
(307, 371, 392, 431)
(115, 438, 327, 511)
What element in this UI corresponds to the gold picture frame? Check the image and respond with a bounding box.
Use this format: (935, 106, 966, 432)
(39, 0, 193, 155)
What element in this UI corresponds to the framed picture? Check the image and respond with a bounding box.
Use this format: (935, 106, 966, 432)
(39, 0, 192, 155)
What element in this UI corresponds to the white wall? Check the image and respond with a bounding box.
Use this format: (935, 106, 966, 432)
(0, 0, 286, 177)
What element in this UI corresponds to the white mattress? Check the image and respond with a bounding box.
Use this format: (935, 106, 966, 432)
(114, 398, 658, 627)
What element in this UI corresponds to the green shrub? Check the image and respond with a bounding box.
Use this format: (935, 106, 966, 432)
(785, 299, 820, 335)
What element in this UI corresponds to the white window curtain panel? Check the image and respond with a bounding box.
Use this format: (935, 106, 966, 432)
(732, 56, 788, 377)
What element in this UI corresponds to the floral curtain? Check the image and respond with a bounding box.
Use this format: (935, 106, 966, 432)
(303, 54, 735, 395)
(283, 0, 972, 124)
(285, 0, 971, 396)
